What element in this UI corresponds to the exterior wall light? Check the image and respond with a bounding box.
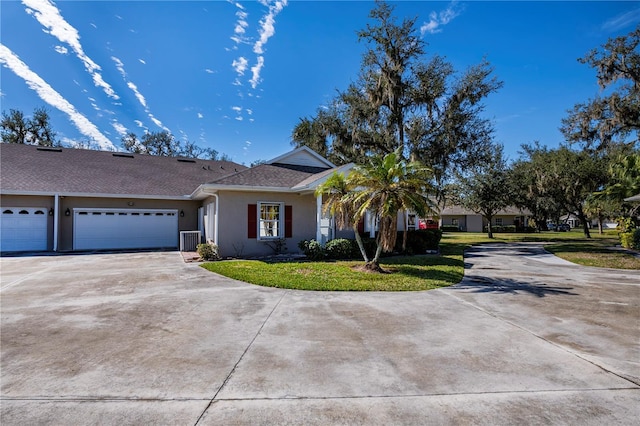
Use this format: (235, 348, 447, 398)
(180, 210, 185, 217)
(49, 208, 54, 216)
(65, 208, 71, 216)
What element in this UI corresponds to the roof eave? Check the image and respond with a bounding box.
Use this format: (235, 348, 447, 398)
(0, 189, 192, 201)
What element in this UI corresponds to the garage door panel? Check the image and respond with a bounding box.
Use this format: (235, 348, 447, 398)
(0, 207, 48, 252)
(74, 209, 178, 250)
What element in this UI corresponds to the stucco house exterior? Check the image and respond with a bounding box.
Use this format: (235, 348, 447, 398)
(438, 205, 531, 232)
(0, 143, 351, 257)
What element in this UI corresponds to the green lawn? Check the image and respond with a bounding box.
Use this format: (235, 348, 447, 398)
(201, 230, 638, 291)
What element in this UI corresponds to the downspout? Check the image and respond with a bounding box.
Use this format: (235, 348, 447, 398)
(211, 193, 219, 246)
(316, 194, 322, 243)
(53, 193, 59, 252)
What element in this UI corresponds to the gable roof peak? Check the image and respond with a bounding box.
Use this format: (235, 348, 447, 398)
(266, 146, 335, 169)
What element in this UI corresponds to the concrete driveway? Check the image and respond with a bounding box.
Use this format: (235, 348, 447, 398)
(1, 245, 638, 425)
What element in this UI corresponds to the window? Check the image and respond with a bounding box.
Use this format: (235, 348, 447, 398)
(248, 203, 292, 240)
(407, 214, 416, 231)
(452, 218, 459, 226)
(495, 218, 503, 226)
(259, 202, 283, 239)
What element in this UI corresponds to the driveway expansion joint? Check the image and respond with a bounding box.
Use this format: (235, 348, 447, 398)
(193, 289, 289, 425)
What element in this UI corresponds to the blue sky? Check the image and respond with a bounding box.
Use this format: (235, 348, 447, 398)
(1, 1, 639, 165)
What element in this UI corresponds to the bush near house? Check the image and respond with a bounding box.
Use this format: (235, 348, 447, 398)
(441, 225, 462, 232)
(325, 238, 354, 259)
(620, 229, 640, 250)
(297, 239, 325, 260)
(197, 243, 220, 261)
(484, 225, 517, 233)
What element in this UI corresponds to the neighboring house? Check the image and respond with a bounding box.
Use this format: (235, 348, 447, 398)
(0, 143, 351, 257)
(438, 205, 531, 232)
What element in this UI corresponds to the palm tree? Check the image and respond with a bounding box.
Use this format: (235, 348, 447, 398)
(315, 172, 370, 262)
(348, 148, 436, 269)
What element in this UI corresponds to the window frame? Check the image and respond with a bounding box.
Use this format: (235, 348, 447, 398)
(495, 217, 503, 226)
(257, 201, 285, 241)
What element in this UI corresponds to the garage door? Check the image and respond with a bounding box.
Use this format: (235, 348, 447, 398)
(73, 209, 178, 250)
(0, 207, 48, 252)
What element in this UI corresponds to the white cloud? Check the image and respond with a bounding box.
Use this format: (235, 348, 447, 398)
(230, 2, 250, 46)
(244, 0, 287, 90)
(138, 58, 146, 65)
(54, 45, 68, 54)
(253, 0, 287, 55)
(0, 43, 115, 150)
(602, 8, 640, 32)
(112, 120, 128, 136)
(111, 56, 167, 132)
(205, 68, 215, 74)
(22, 0, 119, 100)
(148, 114, 170, 132)
(112, 55, 126, 77)
(232, 106, 242, 113)
(232, 56, 248, 75)
(134, 120, 145, 128)
(246, 109, 253, 115)
(197, 113, 203, 119)
(127, 82, 147, 108)
(420, 1, 463, 35)
(249, 56, 264, 89)
(235, 116, 243, 121)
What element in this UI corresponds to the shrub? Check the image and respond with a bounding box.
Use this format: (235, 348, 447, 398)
(440, 225, 461, 232)
(325, 238, 353, 259)
(197, 243, 220, 261)
(298, 239, 325, 260)
(620, 229, 640, 249)
(484, 225, 517, 233)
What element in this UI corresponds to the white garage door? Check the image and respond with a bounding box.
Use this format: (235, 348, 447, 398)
(74, 209, 178, 250)
(0, 207, 48, 252)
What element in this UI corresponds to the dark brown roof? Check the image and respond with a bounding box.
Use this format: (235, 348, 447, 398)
(208, 163, 331, 188)
(0, 143, 247, 198)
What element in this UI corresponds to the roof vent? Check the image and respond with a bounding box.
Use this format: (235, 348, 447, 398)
(36, 147, 62, 152)
(177, 158, 196, 163)
(112, 153, 134, 158)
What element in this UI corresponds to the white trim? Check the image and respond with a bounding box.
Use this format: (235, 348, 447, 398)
(257, 201, 284, 241)
(211, 194, 219, 246)
(73, 208, 178, 214)
(316, 194, 323, 243)
(53, 194, 59, 252)
(0, 190, 191, 200)
(291, 163, 355, 191)
(266, 146, 335, 168)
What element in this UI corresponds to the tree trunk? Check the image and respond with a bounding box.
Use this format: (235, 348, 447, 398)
(486, 216, 494, 239)
(577, 210, 591, 238)
(371, 242, 384, 266)
(352, 224, 369, 263)
(598, 214, 604, 235)
(402, 214, 408, 253)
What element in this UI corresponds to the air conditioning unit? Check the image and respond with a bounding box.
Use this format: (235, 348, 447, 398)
(179, 231, 202, 251)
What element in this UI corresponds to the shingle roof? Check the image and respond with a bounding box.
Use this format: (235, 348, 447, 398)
(0, 143, 247, 198)
(208, 162, 331, 188)
(440, 205, 532, 216)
